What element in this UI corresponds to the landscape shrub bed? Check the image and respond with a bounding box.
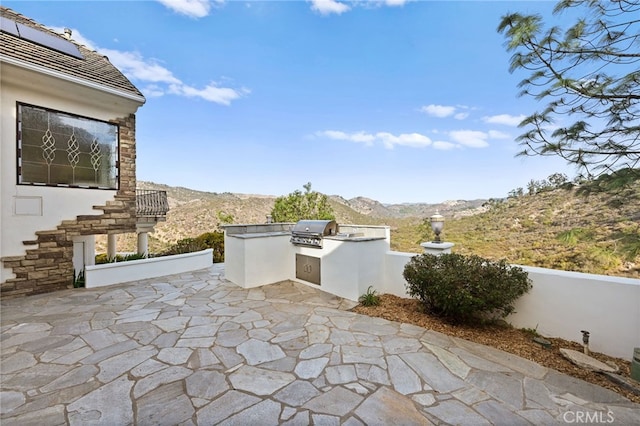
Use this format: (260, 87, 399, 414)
(95, 253, 147, 264)
(160, 231, 224, 263)
(95, 231, 224, 265)
(403, 253, 532, 323)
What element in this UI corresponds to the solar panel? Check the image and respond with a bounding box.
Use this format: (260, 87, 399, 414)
(15, 21, 83, 59)
(0, 16, 19, 36)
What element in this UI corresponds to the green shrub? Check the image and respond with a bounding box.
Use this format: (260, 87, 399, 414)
(73, 269, 85, 288)
(271, 182, 335, 222)
(359, 286, 381, 307)
(161, 231, 224, 263)
(121, 253, 147, 262)
(194, 232, 225, 263)
(403, 253, 532, 323)
(95, 252, 147, 264)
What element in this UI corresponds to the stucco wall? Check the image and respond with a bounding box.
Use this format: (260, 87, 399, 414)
(292, 238, 388, 301)
(508, 266, 640, 360)
(85, 249, 213, 288)
(0, 62, 142, 296)
(224, 225, 393, 302)
(379, 254, 640, 360)
(383, 250, 415, 296)
(224, 233, 293, 288)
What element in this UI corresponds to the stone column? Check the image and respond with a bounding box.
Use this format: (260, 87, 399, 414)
(137, 232, 148, 257)
(107, 234, 117, 259)
(420, 241, 455, 256)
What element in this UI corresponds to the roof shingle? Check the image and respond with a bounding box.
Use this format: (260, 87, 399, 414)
(0, 7, 144, 100)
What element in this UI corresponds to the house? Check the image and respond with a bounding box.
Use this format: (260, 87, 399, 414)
(0, 7, 168, 298)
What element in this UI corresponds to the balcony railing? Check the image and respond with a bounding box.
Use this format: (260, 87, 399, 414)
(136, 189, 169, 217)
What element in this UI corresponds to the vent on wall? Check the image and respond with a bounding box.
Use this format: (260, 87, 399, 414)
(0, 15, 83, 59)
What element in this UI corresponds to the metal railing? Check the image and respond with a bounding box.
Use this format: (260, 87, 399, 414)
(136, 189, 169, 216)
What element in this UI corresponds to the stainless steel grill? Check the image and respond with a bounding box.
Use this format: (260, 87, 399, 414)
(290, 220, 338, 248)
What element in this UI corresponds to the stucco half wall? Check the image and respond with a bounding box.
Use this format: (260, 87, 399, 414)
(381, 255, 640, 361)
(85, 249, 214, 288)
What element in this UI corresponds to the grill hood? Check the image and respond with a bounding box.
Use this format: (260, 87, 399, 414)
(290, 220, 338, 248)
(291, 220, 338, 236)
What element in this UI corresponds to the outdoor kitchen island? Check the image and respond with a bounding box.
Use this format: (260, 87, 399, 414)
(222, 222, 391, 301)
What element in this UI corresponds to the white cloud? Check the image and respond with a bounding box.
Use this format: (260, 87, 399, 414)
(310, 0, 351, 15)
(318, 130, 375, 145)
(309, 0, 409, 15)
(55, 29, 246, 105)
(142, 84, 166, 98)
(384, 0, 409, 6)
(488, 130, 511, 139)
(170, 82, 250, 105)
(421, 104, 472, 121)
(156, 0, 218, 18)
(420, 104, 456, 118)
(482, 114, 526, 126)
(449, 130, 489, 148)
(50, 27, 97, 50)
(100, 49, 182, 85)
(318, 130, 431, 149)
(349, 131, 376, 143)
(319, 128, 509, 150)
(376, 132, 431, 149)
(446, 129, 507, 148)
(433, 141, 457, 150)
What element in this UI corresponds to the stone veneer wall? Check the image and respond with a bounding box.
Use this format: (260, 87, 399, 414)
(0, 114, 138, 298)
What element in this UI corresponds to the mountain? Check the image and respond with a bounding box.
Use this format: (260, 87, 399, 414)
(329, 195, 487, 219)
(112, 178, 639, 278)
(106, 182, 485, 253)
(138, 181, 487, 226)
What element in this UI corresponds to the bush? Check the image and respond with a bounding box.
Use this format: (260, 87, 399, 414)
(271, 182, 335, 222)
(73, 269, 85, 288)
(95, 253, 147, 264)
(161, 231, 224, 263)
(359, 286, 381, 307)
(403, 253, 532, 323)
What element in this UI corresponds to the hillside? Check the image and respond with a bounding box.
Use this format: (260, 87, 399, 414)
(101, 179, 639, 278)
(127, 181, 486, 248)
(392, 180, 640, 278)
(328, 195, 487, 219)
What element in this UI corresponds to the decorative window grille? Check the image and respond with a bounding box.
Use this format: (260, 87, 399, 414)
(17, 103, 119, 189)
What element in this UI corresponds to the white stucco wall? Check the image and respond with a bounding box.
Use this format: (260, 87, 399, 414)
(223, 235, 246, 286)
(1, 61, 142, 283)
(507, 266, 640, 360)
(85, 249, 213, 288)
(378, 254, 640, 360)
(224, 225, 392, 301)
(224, 233, 293, 288)
(293, 238, 388, 301)
(383, 250, 416, 296)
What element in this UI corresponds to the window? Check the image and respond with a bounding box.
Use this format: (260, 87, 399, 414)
(17, 103, 119, 189)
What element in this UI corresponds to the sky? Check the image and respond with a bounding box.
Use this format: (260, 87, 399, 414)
(4, 0, 581, 203)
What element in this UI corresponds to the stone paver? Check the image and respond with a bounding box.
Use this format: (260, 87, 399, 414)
(560, 348, 620, 373)
(1, 264, 638, 425)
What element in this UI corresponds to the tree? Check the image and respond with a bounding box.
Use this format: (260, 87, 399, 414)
(271, 182, 336, 222)
(498, 0, 640, 181)
(548, 172, 569, 188)
(216, 211, 234, 226)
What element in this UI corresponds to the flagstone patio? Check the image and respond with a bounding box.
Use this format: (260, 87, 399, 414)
(1, 264, 638, 425)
